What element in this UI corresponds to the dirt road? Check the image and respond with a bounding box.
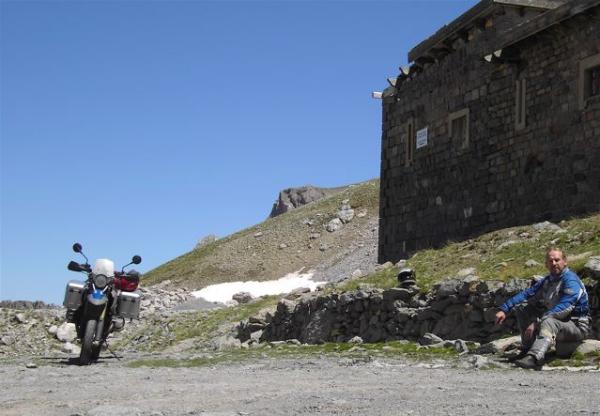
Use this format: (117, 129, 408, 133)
(1, 355, 599, 416)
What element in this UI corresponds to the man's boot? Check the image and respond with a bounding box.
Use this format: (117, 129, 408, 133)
(514, 355, 539, 369)
(515, 336, 552, 370)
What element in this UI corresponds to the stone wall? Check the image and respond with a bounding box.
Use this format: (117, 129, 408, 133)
(379, 5, 600, 263)
(240, 264, 600, 345)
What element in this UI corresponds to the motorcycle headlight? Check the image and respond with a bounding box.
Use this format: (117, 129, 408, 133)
(93, 274, 108, 289)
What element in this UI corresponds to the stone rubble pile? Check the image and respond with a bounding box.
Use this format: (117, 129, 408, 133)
(239, 258, 600, 347)
(0, 280, 195, 357)
(0, 307, 66, 357)
(137, 280, 193, 315)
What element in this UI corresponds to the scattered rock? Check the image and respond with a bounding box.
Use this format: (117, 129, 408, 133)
(434, 279, 461, 298)
(497, 240, 518, 250)
(525, 259, 541, 268)
(532, 221, 563, 232)
(253, 232, 263, 238)
(453, 339, 469, 354)
(25, 362, 37, 369)
(278, 243, 288, 250)
(14, 313, 27, 324)
(351, 269, 363, 279)
(419, 333, 443, 346)
(56, 323, 77, 343)
(455, 268, 476, 278)
(467, 355, 490, 369)
(232, 292, 253, 304)
(475, 336, 521, 354)
(210, 335, 241, 350)
(395, 259, 407, 268)
(195, 234, 218, 250)
(61, 342, 80, 354)
(375, 262, 393, 271)
(337, 201, 355, 224)
(1, 336, 15, 346)
(348, 336, 364, 344)
(326, 218, 343, 232)
(285, 287, 311, 299)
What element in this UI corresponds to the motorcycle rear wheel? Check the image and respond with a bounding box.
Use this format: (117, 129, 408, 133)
(80, 320, 96, 365)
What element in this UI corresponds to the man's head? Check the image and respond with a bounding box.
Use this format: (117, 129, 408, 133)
(545, 248, 567, 276)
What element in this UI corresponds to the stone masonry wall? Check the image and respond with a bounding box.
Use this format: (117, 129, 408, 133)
(240, 260, 600, 346)
(379, 7, 600, 263)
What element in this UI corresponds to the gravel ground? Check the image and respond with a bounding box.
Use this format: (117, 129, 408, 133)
(1, 355, 599, 416)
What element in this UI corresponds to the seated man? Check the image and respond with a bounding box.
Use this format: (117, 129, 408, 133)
(495, 248, 591, 369)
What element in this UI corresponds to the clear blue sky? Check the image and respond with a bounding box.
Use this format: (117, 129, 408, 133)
(1, 0, 477, 304)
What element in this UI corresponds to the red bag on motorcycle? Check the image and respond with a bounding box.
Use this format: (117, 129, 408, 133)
(114, 271, 140, 292)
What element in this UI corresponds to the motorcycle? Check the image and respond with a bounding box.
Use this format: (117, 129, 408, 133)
(63, 242, 142, 365)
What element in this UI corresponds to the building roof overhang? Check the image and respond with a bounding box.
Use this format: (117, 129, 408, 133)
(408, 0, 567, 64)
(492, 0, 600, 51)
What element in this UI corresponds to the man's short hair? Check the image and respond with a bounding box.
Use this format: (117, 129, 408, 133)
(546, 247, 566, 260)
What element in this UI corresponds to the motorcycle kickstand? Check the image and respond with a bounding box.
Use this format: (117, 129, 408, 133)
(102, 340, 122, 361)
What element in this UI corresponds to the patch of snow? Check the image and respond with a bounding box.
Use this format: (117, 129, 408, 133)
(191, 270, 326, 305)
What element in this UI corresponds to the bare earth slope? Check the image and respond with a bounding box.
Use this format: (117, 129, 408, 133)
(144, 179, 380, 290)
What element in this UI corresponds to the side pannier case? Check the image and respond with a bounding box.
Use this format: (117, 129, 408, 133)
(63, 280, 85, 310)
(117, 290, 142, 319)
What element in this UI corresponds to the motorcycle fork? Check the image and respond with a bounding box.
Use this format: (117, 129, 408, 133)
(95, 305, 108, 341)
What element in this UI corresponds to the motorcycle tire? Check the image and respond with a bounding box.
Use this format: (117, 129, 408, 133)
(91, 343, 101, 360)
(80, 320, 96, 365)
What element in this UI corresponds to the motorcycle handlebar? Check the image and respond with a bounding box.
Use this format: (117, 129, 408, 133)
(67, 261, 91, 273)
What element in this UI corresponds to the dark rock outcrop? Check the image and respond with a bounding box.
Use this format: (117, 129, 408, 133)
(269, 186, 340, 218)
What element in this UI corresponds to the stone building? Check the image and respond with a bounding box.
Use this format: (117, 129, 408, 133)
(378, 0, 600, 263)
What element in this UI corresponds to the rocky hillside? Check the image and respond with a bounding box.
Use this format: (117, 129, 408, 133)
(144, 179, 381, 290)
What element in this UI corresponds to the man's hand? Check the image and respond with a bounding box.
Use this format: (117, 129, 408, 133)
(495, 311, 506, 325)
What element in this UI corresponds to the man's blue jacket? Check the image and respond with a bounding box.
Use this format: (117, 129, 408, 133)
(499, 267, 589, 320)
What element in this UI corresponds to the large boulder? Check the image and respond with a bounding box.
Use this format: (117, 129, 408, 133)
(582, 256, 600, 280)
(555, 339, 600, 358)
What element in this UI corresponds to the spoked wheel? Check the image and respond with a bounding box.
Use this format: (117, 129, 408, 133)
(79, 320, 97, 365)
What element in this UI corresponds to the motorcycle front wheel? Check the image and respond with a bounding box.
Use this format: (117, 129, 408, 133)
(80, 319, 96, 365)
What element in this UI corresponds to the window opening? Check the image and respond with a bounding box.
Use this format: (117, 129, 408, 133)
(405, 120, 415, 167)
(591, 66, 600, 97)
(578, 54, 600, 109)
(448, 108, 470, 150)
(515, 78, 526, 130)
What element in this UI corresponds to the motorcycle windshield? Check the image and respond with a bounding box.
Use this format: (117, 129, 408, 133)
(93, 259, 114, 277)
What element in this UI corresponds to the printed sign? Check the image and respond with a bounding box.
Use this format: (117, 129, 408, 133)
(416, 127, 428, 149)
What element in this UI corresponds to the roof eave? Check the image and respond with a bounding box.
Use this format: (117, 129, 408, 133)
(407, 0, 564, 63)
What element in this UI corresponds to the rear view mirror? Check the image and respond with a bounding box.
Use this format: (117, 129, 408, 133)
(132, 255, 142, 265)
(72, 243, 82, 253)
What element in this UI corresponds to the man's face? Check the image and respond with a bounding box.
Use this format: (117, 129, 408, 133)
(546, 250, 567, 276)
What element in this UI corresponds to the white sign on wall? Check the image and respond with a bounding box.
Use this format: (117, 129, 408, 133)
(416, 127, 428, 149)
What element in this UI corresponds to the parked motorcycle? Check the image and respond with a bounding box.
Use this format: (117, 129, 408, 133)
(63, 243, 142, 365)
